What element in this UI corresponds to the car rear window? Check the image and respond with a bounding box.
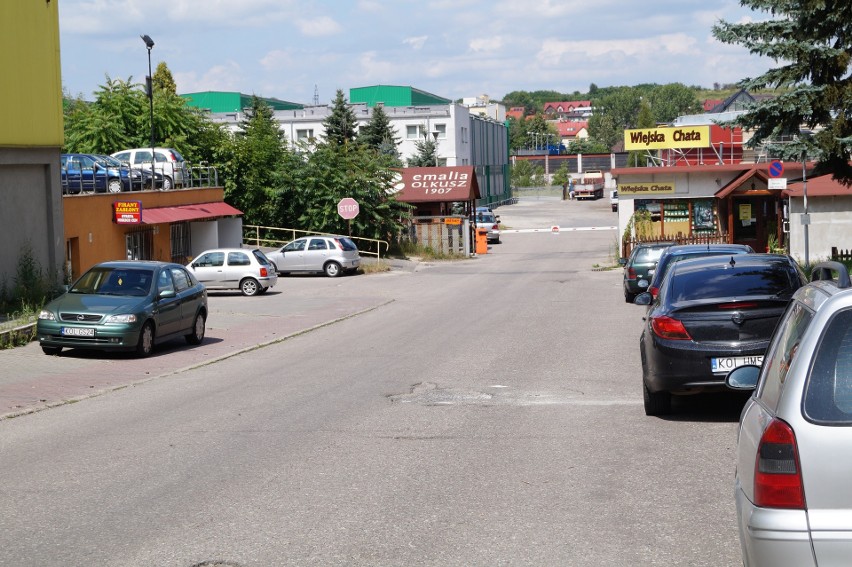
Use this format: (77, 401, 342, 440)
(804, 308, 852, 424)
(634, 247, 667, 263)
(336, 237, 358, 251)
(668, 264, 797, 302)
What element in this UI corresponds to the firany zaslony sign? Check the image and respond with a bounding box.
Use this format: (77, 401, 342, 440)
(623, 126, 711, 151)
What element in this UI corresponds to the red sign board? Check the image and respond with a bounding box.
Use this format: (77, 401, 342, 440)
(113, 201, 142, 224)
(337, 198, 359, 220)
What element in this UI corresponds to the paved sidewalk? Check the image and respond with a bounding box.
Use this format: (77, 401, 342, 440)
(0, 288, 394, 420)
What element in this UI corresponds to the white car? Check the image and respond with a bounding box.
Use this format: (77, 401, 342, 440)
(111, 147, 187, 189)
(475, 211, 500, 244)
(266, 235, 361, 277)
(187, 248, 277, 296)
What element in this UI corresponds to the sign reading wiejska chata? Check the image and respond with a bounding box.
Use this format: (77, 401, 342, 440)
(623, 126, 711, 151)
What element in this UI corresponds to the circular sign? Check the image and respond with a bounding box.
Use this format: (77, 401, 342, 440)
(337, 198, 359, 220)
(769, 160, 784, 178)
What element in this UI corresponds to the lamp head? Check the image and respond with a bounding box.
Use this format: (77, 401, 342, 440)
(141, 34, 155, 49)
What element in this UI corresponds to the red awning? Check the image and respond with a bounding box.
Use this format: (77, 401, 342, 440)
(394, 166, 481, 203)
(142, 202, 243, 224)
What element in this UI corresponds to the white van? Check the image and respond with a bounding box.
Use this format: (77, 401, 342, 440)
(111, 147, 187, 189)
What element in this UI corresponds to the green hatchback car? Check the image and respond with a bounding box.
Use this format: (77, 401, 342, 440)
(37, 261, 208, 357)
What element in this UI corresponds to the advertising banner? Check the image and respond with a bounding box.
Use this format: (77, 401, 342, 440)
(618, 182, 676, 195)
(624, 126, 711, 150)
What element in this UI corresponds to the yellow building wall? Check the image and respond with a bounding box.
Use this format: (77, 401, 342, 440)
(62, 188, 229, 279)
(0, 0, 63, 146)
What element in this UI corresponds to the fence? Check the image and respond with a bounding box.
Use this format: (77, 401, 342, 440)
(621, 232, 731, 259)
(832, 247, 852, 263)
(243, 225, 389, 262)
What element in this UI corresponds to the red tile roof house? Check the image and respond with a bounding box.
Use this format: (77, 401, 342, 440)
(554, 120, 589, 144)
(543, 101, 592, 120)
(506, 107, 525, 120)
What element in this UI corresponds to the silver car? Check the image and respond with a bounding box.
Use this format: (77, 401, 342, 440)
(726, 261, 852, 566)
(187, 248, 277, 296)
(266, 235, 361, 278)
(475, 212, 500, 243)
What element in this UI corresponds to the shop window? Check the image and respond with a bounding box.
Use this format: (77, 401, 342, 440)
(170, 222, 191, 264)
(692, 200, 717, 235)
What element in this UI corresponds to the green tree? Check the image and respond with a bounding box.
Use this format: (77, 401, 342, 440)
(628, 99, 656, 166)
(645, 83, 701, 123)
(511, 160, 545, 187)
(406, 136, 438, 167)
(152, 62, 177, 95)
(222, 97, 287, 226)
(322, 89, 358, 146)
(286, 142, 411, 241)
(713, 2, 852, 182)
(588, 87, 642, 150)
(63, 76, 144, 153)
(357, 104, 401, 162)
(565, 138, 610, 154)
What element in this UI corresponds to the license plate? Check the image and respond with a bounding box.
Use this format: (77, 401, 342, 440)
(711, 355, 763, 373)
(61, 327, 95, 337)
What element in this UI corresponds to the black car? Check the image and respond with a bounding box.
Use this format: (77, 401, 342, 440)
(619, 242, 673, 302)
(644, 243, 754, 300)
(637, 254, 806, 415)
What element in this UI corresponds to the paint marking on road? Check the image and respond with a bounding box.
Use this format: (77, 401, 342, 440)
(503, 226, 617, 234)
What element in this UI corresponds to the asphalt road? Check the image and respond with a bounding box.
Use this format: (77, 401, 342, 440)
(0, 196, 745, 566)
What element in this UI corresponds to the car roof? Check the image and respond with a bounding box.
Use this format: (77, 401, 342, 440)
(93, 260, 180, 270)
(670, 253, 791, 274)
(662, 243, 753, 255)
(197, 247, 260, 253)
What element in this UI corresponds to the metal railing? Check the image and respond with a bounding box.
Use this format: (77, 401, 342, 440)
(243, 225, 389, 262)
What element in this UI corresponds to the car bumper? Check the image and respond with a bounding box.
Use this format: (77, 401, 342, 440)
(36, 320, 142, 351)
(642, 334, 767, 394)
(735, 484, 815, 567)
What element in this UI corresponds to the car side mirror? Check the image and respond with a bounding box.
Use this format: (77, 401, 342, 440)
(618, 258, 627, 266)
(726, 365, 761, 390)
(159, 289, 176, 299)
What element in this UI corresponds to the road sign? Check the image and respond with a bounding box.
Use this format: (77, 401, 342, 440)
(768, 178, 787, 190)
(337, 198, 359, 220)
(769, 160, 784, 178)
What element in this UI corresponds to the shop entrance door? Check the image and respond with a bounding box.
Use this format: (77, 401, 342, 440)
(731, 196, 777, 252)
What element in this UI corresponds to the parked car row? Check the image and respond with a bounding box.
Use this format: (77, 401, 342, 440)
(111, 147, 187, 190)
(625, 241, 852, 565)
(61, 153, 164, 194)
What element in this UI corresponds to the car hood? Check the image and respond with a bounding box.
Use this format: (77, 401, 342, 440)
(48, 292, 150, 315)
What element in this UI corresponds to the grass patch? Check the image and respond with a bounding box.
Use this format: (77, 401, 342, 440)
(399, 242, 469, 261)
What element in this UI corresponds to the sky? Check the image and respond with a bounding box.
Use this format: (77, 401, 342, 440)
(59, 0, 772, 105)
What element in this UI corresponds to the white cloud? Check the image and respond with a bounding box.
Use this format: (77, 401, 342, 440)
(174, 60, 244, 93)
(403, 36, 428, 50)
(469, 37, 504, 53)
(296, 16, 342, 37)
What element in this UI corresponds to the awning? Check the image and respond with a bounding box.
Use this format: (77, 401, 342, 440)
(142, 202, 243, 224)
(393, 166, 481, 203)
(784, 174, 852, 197)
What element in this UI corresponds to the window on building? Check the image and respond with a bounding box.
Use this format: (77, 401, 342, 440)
(296, 129, 314, 142)
(460, 127, 468, 143)
(170, 222, 191, 264)
(434, 124, 447, 138)
(406, 125, 421, 139)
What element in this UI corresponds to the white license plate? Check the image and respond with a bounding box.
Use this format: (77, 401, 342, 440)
(711, 355, 763, 373)
(61, 327, 95, 337)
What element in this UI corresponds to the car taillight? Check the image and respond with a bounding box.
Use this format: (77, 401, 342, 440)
(332, 239, 342, 250)
(492, 224, 499, 230)
(650, 286, 659, 299)
(754, 418, 805, 509)
(650, 315, 691, 340)
(260, 267, 268, 277)
(627, 267, 637, 281)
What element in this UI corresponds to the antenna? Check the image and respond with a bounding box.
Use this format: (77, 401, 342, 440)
(313, 85, 319, 106)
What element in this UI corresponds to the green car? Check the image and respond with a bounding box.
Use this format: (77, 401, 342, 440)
(37, 261, 208, 357)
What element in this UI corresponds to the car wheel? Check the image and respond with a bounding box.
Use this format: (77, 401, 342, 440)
(643, 381, 671, 416)
(107, 178, 123, 193)
(625, 290, 636, 303)
(324, 261, 342, 277)
(41, 346, 62, 356)
(162, 176, 173, 190)
(136, 321, 155, 357)
(241, 278, 260, 296)
(185, 312, 206, 345)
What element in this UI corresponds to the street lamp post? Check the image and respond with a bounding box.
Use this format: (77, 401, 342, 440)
(432, 131, 439, 166)
(141, 34, 155, 181)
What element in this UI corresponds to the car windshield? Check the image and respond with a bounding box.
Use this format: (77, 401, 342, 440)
(635, 247, 667, 263)
(95, 156, 123, 167)
(70, 267, 154, 297)
(252, 250, 274, 266)
(477, 214, 496, 223)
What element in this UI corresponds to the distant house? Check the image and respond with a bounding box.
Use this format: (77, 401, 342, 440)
(554, 121, 589, 144)
(506, 107, 525, 120)
(543, 101, 592, 120)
